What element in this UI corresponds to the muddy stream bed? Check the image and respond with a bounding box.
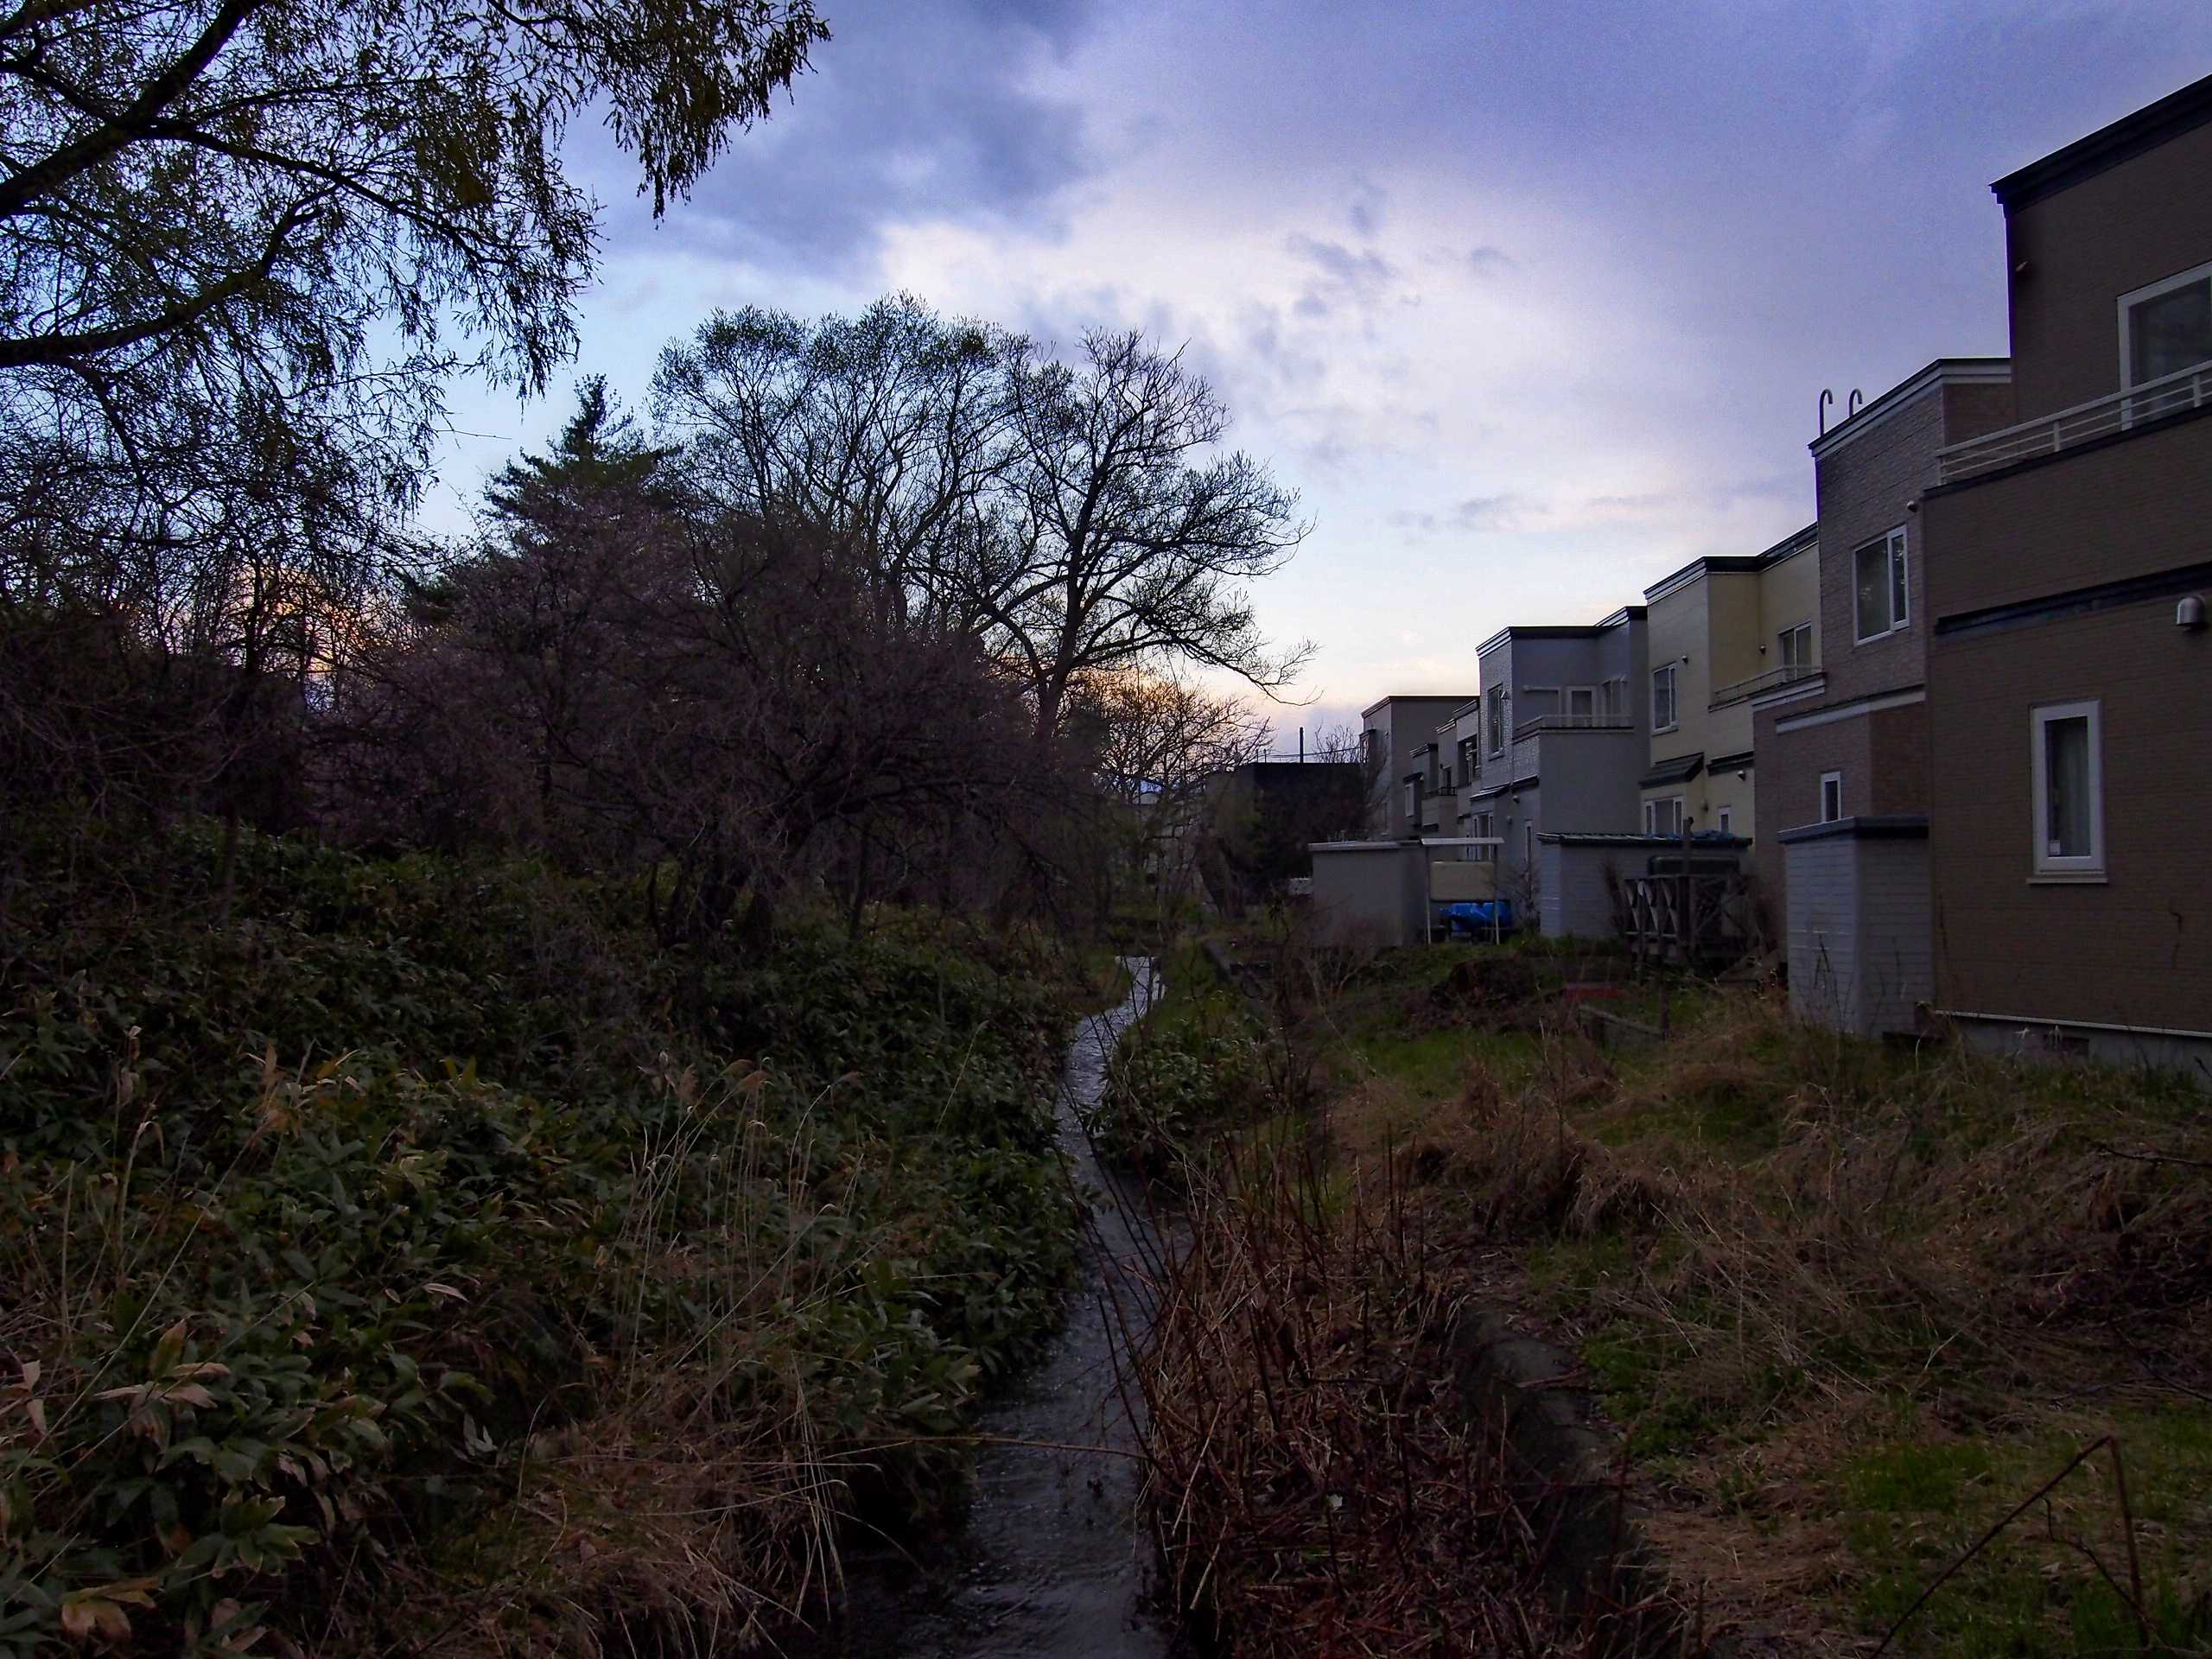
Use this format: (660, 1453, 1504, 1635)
(804, 957, 1185, 1658)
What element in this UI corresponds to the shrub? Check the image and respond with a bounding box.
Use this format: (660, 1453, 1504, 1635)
(0, 818, 1082, 1652)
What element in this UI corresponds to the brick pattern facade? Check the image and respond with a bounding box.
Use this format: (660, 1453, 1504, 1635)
(1813, 386, 1943, 708)
(1927, 587, 2212, 1035)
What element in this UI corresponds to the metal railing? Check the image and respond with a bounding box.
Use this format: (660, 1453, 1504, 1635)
(1709, 662, 1819, 709)
(1512, 713, 1633, 741)
(1937, 360, 2212, 484)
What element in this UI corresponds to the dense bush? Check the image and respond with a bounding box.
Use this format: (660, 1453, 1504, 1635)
(1092, 947, 1270, 1167)
(0, 818, 1082, 1653)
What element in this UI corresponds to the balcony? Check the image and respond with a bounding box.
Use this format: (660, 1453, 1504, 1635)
(1937, 360, 2212, 485)
(1709, 662, 1819, 709)
(1512, 713, 1633, 741)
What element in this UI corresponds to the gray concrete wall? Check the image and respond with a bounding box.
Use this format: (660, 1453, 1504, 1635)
(1540, 842, 1630, 938)
(1787, 834, 1860, 1029)
(1311, 845, 1427, 950)
(1853, 835, 1933, 1037)
(1537, 728, 1645, 836)
(1785, 823, 1930, 1036)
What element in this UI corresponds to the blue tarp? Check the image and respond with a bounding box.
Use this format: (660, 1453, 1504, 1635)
(1440, 899, 1516, 937)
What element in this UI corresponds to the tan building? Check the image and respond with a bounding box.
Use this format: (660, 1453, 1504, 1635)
(1919, 73, 2212, 1075)
(1637, 524, 1819, 849)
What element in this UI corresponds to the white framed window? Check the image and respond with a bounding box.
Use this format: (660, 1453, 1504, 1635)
(1853, 528, 1909, 642)
(1404, 780, 1417, 820)
(1715, 804, 1733, 835)
(1651, 663, 1678, 732)
(1820, 772, 1843, 823)
(2030, 700, 2104, 878)
(2120, 260, 2212, 389)
(1643, 796, 1684, 836)
(1566, 684, 1597, 720)
(1523, 823, 1535, 870)
(1484, 684, 1506, 754)
(1778, 621, 1813, 671)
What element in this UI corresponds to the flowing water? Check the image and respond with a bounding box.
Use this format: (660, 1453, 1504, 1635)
(806, 957, 1185, 1658)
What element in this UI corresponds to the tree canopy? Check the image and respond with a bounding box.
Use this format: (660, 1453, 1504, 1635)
(0, 0, 825, 632)
(654, 296, 1313, 737)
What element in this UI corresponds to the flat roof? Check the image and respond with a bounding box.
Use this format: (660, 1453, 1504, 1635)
(1643, 521, 1818, 604)
(1993, 72, 2212, 210)
(1808, 358, 2012, 461)
(1475, 605, 1649, 658)
(1360, 692, 1476, 719)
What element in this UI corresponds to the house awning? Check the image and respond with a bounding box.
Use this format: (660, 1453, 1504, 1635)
(1638, 751, 1705, 788)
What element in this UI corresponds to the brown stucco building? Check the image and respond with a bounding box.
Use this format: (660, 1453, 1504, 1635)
(1750, 359, 2012, 1027)
(1919, 73, 2212, 1075)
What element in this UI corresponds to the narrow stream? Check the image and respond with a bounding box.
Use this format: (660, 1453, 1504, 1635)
(808, 957, 1184, 1658)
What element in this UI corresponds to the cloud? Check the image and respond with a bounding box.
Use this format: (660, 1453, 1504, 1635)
(1347, 180, 1388, 238)
(587, 0, 1102, 279)
(1282, 232, 1401, 321)
(1388, 493, 1534, 538)
(1465, 244, 1514, 274)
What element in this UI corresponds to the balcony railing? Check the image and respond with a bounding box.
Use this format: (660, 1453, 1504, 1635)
(1937, 360, 2212, 484)
(1709, 662, 1819, 709)
(1512, 713, 1633, 741)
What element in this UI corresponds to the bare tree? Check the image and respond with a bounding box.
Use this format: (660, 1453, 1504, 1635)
(652, 296, 1014, 629)
(990, 329, 1312, 739)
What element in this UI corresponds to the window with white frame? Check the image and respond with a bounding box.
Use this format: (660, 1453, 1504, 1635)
(1602, 676, 1628, 716)
(1643, 796, 1684, 836)
(2031, 700, 2104, 876)
(2121, 261, 2212, 388)
(1484, 684, 1506, 753)
(1566, 685, 1597, 721)
(1778, 621, 1813, 671)
(1715, 804, 1733, 835)
(1404, 780, 1417, 820)
(1853, 528, 1909, 641)
(1820, 772, 1843, 823)
(1651, 663, 1678, 732)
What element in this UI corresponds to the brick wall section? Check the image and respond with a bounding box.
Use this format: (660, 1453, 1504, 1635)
(1942, 379, 2019, 446)
(1928, 596, 2212, 1033)
(1814, 386, 1941, 706)
(1750, 701, 1868, 910)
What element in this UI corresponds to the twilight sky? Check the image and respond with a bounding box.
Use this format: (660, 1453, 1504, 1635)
(429, 1, 2212, 745)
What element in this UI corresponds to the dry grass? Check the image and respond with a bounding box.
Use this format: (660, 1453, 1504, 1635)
(1316, 971, 2212, 1654)
(1131, 1124, 1683, 1658)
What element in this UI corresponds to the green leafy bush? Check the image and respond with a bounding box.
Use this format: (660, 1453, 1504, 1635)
(0, 817, 1082, 1652)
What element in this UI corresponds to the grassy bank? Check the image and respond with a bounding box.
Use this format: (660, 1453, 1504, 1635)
(0, 817, 1097, 1654)
(1260, 942, 2212, 1656)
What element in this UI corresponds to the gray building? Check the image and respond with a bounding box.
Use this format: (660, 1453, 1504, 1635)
(1457, 607, 1650, 923)
(1359, 693, 1474, 839)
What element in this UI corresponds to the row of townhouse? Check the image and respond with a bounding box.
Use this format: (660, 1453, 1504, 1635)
(1357, 71, 2212, 1077)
